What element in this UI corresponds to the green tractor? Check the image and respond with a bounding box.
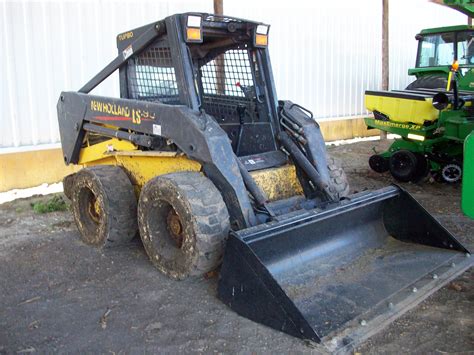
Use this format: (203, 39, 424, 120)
(365, 0, 474, 183)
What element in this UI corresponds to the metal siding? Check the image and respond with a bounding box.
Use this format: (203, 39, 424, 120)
(0, 0, 467, 150)
(225, 0, 383, 119)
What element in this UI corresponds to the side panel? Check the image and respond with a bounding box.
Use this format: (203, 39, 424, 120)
(57, 92, 257, 228)
(114, 154, 201, 187)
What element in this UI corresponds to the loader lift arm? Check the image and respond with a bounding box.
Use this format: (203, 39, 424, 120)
(79, 21, 166, 94)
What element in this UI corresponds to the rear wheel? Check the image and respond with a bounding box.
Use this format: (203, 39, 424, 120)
(327, 156, 350, 199)
(138, 172, 230, 280)
(71, 166, 137, 247)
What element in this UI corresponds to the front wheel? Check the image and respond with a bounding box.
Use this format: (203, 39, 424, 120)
(138, 172, 230, 280)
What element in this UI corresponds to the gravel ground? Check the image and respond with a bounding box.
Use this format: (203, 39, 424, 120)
(0, 139, 473, 354)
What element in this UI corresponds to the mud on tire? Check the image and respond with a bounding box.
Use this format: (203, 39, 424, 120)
(63, 173, 76, 200)
(327, 155, 350, 199)
(138, 172, 230, 280)
(71, 166, 137, 247)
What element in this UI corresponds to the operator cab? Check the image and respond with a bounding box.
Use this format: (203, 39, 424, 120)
(120, 13, 280, 159)
(187, 15, 276, 157)
(415, 26, 474, 69)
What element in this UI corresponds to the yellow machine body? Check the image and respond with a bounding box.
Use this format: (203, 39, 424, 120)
(77, 138, 303, 201)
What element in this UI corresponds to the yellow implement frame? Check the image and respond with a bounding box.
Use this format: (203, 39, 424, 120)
(365, 93, 438, 125)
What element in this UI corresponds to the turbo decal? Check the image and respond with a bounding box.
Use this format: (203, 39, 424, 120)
(118, 31, 134, 41)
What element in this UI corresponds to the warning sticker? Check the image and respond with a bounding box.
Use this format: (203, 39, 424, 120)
(153, 124, 162, 136)
(245, 157, 265, 165)
(123, 45, 133, 60)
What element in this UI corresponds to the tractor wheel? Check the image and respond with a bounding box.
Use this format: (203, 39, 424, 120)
(71, 166, 137, 247)
(138, 172, 230, 280)
(327, 156, 350, 199)
(406, 75, 448, 90)
(369, 154, 389, 173)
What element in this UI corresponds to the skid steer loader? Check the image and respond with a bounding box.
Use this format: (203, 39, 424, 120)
(57, 13, 472, 351)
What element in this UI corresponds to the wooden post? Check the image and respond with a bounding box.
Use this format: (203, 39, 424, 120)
(214, 0, 226, 95)
(214, 0, 223, 15)
(381, 0, 389, 140)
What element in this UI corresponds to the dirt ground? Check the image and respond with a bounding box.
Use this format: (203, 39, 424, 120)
(1, 139, 473, 354)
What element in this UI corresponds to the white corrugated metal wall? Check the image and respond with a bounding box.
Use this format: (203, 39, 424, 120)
(0, 0, 467, 150)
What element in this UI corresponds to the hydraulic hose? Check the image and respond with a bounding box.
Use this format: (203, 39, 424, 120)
(278, 131, 332, 200)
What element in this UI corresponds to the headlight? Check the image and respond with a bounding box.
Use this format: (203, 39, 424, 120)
(254, 24, 269, 47)
(187, 15, 202, 28)
(185, 15, 203, 43)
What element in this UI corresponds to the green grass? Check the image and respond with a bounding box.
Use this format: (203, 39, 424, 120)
(31, 195, 69, 214)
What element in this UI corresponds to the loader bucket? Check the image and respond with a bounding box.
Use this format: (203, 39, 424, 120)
(218, 185, 472, 352)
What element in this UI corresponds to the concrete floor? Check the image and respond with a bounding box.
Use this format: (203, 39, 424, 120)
(0, 139, 473, 353)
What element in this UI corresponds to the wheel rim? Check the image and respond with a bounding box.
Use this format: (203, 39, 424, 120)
(76, 185, 104, 244)
(88, 193, 102, 224)
(392, 153, 414, 176)
(144, 199, 189, 264)
(442, 164, 462, 183)
(369, 155, 389, 173)
(166, 208, 184, 249)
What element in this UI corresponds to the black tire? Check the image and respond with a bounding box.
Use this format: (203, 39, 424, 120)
(63, 173, 76, 200)
(389, 150, 418, 182)
(327, 156, 350, 199)
(369, 154, 389, 173)
(412, 153, 429, 182)
(406, 75, 448, 90)
(71, 166, 137, 247)
(138, 172, 230, 280)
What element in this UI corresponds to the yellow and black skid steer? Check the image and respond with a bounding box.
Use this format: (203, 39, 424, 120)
(57, 13, 472, 352)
